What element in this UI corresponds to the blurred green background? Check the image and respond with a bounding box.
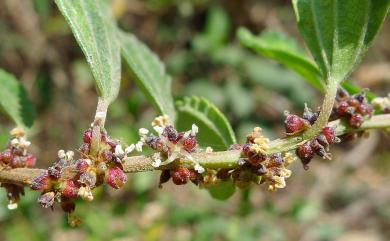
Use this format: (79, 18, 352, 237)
(0, 0, 389, 240)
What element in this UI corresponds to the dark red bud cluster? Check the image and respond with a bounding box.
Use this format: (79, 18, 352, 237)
(296, 126, 337, 169)
(158, 167, 201, 187)
(284, 113, 311, 135)
(0, 147, 36, 168)
(331, 89, 373, 128)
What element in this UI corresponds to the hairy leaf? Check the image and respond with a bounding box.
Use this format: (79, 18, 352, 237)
(0, 69, 35, 128)
(176, 96, 236, 151)
(55, 0, 121, 104)
(120, 31, 176, 120)
(293, 0, 390, 82)
(237, 27, 325, 91)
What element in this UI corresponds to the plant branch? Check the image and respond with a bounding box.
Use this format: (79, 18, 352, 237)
(1, 114, 389, 187)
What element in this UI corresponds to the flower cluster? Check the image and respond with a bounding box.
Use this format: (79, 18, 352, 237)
(295, 126, 338, 169)
(233, 127, 295, 191)
(372, 93, 390, 114)
(0, 128, 36, 209)
(330, 89, 373, 128)
(140, 115, 204, 173)
(30, 128, 128, 213)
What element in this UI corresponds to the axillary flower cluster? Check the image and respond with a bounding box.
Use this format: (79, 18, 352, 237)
(0, 128, 36, 209)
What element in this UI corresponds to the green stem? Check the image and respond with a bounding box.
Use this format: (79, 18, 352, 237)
(303, 79, 339, 139)
(90, 98, 109, 155)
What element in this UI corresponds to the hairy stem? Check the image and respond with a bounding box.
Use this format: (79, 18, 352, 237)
(303, 79, 339, 139)
(90, 98, 109, 155)
(1, 114, 389, 187)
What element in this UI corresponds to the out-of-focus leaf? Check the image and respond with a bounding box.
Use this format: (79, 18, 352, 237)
(193, 6, 230, 52)
(176, 96, 236, 150)
(237, 27, 325, 91)
(182, 79, 226, 110)
(120, 31, 176, 120)
(207, 181, 236, 200)
(0, 69, 35, 128)
(55, 0, 121, 104)
(341, 81, 376, 101)
(225, 80, 254, 118)
(293, 0, 390, 82)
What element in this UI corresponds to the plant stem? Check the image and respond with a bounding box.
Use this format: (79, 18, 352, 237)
(303, 79, 339, 139)
(0, 114, 389, 187)
(90, 98, 109, 155)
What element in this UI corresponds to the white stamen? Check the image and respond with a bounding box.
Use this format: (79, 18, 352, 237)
(191, 124, 199, 136)
(115, 145, 125, 156)
(153, 126, 164, 135)
(183, 131, 190, 139)
(139, 128, 149, 135)
(135, 141, 143, 152)
(10, 138, 19, 146)
(7, 203, 18, 210)
(58, 149, 66, 159)
(66, 151, 74, 160)
(194, 163, 205, 173)
(151, 158, 162, 167)
(125, 144, 135, 154)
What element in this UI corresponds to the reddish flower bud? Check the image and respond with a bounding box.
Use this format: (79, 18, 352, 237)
(48, 165, 62, 179)
(349, 114, 364, 128)
(310, 140, 328, 158)
(31, 172, 50, 190)
(296, 142, 314, 169)
(183, 136, 197, 152)
(105, 166, 127, 189)
(321, 127, 336, 145)
(171, 167, 191, 185)
(38, 192, 55, 209)
(24, 154, 36, 168)
(79, 172, 97, 187)
(146, 136, 164, 152)
(162, 125, 179, 143)
(268, 153, 284, 167)
(336, 88, 349, 101)
(356, 103, 373, 116)
(284, 114, 309, 135)
(253, 164, 267, 176)
(101, 150, 114, 162)
(83, 129, 92, 144)
(61, 179, 79, 198)
(217, 168, 232, 180)
(347, 98, 360, 107)
(337, 101, 349, 116)
(159, 170, 171, 188)
(0, 150, 13, 163)
(75, 159, 90, 173)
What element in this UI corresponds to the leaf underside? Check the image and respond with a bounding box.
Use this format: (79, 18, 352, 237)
(176, 96, 236, 151)
(55, 0, 121, 104)
(120, 31, 176, 120)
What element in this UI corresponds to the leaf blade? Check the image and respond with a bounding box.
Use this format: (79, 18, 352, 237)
(55, 0, 121, 104)
(120, 31, 176, 120)
(293, 0, 390, 82)
(0, 69, 35, 128)
(176, 96, 236, 151)
(237, 27, 325, 91)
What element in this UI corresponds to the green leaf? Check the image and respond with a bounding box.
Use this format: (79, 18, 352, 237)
(293, 0, 390, 82)
(120, 31, 176, 120)
(237, 27, 325, 91)
(0, 69, 35, 128)
(55, 0, 121, 104)
(176, 96, 236, 151)
(207, 181, 236, 200)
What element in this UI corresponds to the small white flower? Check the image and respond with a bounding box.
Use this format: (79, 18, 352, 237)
(85, 159, 92, 165)
(191, 124, 199, 136)
(151, 158, 162, 167)
(19, 137, 31, 148)
(78, 186, 94, 201)
(135, 141, 143, 152)
(115, 144, 125, 157)
(139, 128, 149, 136)
(58, 149, 66, 159)
(10, 138, 19, 146)
(153, 126, 164, 135)
(194, 163, 205, 174)
(182, 131, 190, 139)
(205, 147, 213, 153)
(237, 159, 246, 166)
(125, 144, 135, 154)
(66, 151, 74, 160)
(7, 202, 18, 210)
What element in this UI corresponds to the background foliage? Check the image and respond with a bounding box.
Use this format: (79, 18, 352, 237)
(0, 0, 389, 240)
